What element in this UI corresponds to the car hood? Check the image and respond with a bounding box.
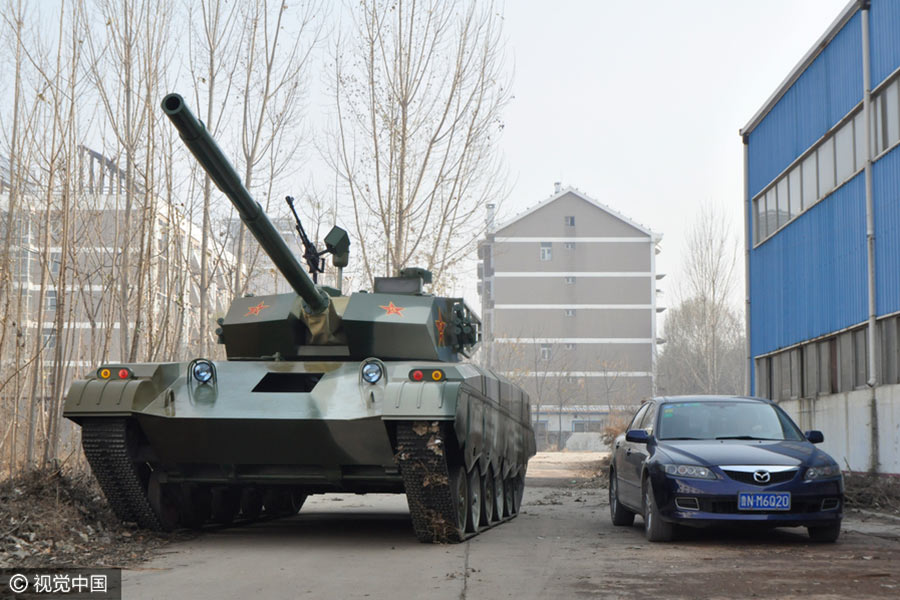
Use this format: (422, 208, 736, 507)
(655, 439, 819, 467)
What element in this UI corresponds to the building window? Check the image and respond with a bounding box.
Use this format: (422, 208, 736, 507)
(875, 79, 900, 156)
(817, 137, 835, 196)
(765, 188, 777, 235)
(801, 152, 817, 211)
(835, 118, 855, 184)
(776, 177, 789, 227)
(46, 290, 57, 311)
(50, 251, 61, 275)
(564, 242, 575, 249)
(42, 328, 57, 350)
(565, 276, 575, 285)
(564, 216, 575, 227)
(564, 309, 575, 317)
(540, 344, 551, 361)
(540, 242, 552, 261)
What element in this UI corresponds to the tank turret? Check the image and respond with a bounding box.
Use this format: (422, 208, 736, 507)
(161, 93, 481, 362)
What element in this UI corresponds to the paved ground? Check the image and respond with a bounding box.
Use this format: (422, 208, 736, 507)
(124, 453, 900, 599)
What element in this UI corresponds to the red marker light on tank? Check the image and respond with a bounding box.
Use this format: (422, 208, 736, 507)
(412, 370, 424, 381)
(118, 368, 131, 379)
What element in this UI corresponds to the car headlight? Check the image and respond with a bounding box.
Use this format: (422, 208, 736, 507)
(804, 464, 841, 480)
(664, 464, 717, 480)
(361, 361, 383, 384)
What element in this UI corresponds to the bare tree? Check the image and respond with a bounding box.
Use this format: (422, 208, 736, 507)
(657, 204, 745, 395)
(188, 0, 243, 356)
(329, 0, 510, 290)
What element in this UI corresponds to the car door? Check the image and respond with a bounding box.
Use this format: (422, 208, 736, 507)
(614, 403, 649, 509)
(624, 402, 657, 503)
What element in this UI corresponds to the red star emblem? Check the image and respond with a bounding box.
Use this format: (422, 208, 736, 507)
(379, 301, 405, 316)
(244, 301, 270, 317)
(435, 308, 447, 345)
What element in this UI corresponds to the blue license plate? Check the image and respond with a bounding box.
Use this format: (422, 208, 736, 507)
(738, 492, 791, 511)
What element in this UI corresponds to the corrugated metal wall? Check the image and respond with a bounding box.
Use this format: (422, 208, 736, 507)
(749, 173, 868, 358)
(870, 0, 900, 87)
(747, 11, 862, 198)
(874, 145, 900, 316)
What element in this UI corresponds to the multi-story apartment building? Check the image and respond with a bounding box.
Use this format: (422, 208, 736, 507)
(478, 185, 662, 444)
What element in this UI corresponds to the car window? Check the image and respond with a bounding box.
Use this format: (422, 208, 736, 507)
(657, 400, 805, 441)
(627, 404, 649, 430)
(638, 403, 657, 434)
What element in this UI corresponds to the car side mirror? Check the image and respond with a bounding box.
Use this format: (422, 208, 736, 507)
(805, 430, 824, 444)
(625, 429, 650, 444)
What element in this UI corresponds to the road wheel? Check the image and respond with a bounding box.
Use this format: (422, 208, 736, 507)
(492, 467, 505, 520)
(264, 488, 306, 516)
(807, 522, 841, 543)
(643, 481, 673, 542)
(513, 474, 525, 514)
(180, 484, 212, 529)
(146, 471, 179, 532)
(240, 487, 264, 520)
(481, 465, 495, 525)
(211, 487, 241, 525)
(449, 463, 468, 539)
(609, 470, 635, 527)
(466, 465, 482, 533)
(505, 475, 518, 516)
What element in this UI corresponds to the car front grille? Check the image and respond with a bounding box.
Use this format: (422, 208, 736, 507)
(722, 469, 797, 486)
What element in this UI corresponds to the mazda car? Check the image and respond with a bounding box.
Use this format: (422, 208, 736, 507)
(609, 396, 843, 542)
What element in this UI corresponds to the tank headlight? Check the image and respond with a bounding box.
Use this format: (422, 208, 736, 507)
(362, 362, 383, 384)
(192, 360, 214, 384)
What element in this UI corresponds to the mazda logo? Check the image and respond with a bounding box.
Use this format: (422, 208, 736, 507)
(753, 470, 771, 483)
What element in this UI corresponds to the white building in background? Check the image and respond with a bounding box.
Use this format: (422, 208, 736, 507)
(478, 185, 663, 448)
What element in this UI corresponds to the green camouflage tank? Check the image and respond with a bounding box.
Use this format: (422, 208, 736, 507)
(62, 93, 536, 542)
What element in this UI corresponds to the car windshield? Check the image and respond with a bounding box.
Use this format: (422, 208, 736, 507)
(656, 400, 805, 441)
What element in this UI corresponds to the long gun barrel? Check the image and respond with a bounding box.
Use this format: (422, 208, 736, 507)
(162, 93, 329, 313)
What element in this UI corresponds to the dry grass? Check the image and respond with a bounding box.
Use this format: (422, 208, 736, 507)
(601, 411, 632, 447)
(843, 472, 900, 516)
(0, 470, 172, 568)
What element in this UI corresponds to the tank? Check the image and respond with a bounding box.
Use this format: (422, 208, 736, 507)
(62, 93, 536, 542)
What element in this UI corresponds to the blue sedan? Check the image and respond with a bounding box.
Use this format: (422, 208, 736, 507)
(609, 396, 843, 542)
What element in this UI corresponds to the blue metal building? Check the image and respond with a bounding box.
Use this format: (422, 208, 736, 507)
(741, 0, 900, 473)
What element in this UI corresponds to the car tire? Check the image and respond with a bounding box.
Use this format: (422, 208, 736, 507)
(643, 481, 673, 542)
(609, 470, 635, 527)
(807, 522, 841, 543)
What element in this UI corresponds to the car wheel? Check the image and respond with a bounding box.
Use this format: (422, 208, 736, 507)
(643, 481, 673, 542)
(609, 470, 635, 527)
(807, 522, 841, 543)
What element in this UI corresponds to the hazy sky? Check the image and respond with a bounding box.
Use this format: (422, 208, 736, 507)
(496, 0, 849, 315)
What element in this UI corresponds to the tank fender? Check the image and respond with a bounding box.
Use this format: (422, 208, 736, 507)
(64, 363, 181, 418)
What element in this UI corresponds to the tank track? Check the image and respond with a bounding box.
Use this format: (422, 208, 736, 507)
(395, 421, 519, 543)
(81, 418, 164, 530)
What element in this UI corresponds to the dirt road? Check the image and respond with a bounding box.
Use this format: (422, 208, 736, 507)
(124, 453, 900, 599)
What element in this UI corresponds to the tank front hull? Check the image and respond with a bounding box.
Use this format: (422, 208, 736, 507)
(63, 358, 536, 540)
